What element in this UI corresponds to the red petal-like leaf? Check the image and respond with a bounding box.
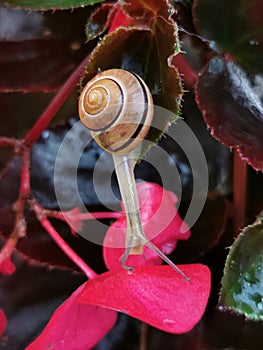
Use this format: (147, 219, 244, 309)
(103, 182, 190, 270)
(78, 264, 211, 334)
(0, 308, 7, 338)
(103, 217, 163, 269)
(26, 283, 117, 350)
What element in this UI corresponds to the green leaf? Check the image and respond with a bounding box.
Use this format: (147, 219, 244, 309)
(0, 0, 104, 10)
(220, 212, 263, 320)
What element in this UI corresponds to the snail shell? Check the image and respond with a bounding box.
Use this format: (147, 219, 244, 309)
(78, 69, 154, 154)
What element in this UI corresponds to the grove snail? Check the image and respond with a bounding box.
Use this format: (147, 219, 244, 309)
(79, 69, 154, 154)
(78, 69, 188, 281)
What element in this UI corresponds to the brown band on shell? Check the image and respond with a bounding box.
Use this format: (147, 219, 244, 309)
(103, 72, 149, 153)
(79, 77, 123, 131)
(79, 69, 154, 154)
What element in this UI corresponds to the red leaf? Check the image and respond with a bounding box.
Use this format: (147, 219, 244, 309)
(78, 264, 211, 334)
(26, 283, 117, 350)
(0, 39, 80, 93)
(0, 256, 16, 276)
(103, 182, 190, 271)
(195, 57, 263, 171)
(109, 7, 132, 32)
(86, 3, 117, 41)
(0, 308, 7, 338)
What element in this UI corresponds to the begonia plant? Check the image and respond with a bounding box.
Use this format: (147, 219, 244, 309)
(0, 0, 262, 349)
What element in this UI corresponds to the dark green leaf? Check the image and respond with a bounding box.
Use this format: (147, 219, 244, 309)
(0, 0, 104, 10)
(193, 0, 263, 72)
(220, 212, 263, 320)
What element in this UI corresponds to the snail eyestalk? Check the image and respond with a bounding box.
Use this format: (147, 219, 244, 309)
(78, 68, 189, 281)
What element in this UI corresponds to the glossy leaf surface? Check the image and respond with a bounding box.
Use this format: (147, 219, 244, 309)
(196, 57, 263, 171)
(220, 212, 263, 320)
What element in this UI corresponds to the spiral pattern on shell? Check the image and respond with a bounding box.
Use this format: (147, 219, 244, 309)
(79, 69, 154, 154)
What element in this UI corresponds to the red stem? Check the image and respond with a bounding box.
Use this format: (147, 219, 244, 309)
(59, 211, 122, 221)
(20, 150, 31, 196)
(24, 54, 90, 147)
(37, 214, 97, 280)
(0, 156, 30, 263)
(0, 231, 19, 264)
(76, 212, 122, 220)
(0, 137, 21, 148)
(1, 54, 94, 270)
(0, 149, 31, 263)
(233, 150, 247, 235)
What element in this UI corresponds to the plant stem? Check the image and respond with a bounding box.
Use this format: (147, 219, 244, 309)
(32, 201, 97, 279)
(233, 150, 247, 236)
(20, 150, 31, 197)
(47, 209, 122, 235)
(74, 212, 122, 220)
(50, 210, 122, 222)
(140, 323, 148, 350)
(1, 54, 94, 269)
(0, 137, 21, 148)
(0, 148, 31, 263)
(24, 54, 90, 147)
(0, 230, 20, 264)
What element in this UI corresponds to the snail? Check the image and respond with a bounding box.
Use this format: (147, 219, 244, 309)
(79, 69, 188, 281)
(78, 68, 154, 154)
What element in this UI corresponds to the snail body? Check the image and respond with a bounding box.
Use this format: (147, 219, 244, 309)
(79, 69, 154, 154)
